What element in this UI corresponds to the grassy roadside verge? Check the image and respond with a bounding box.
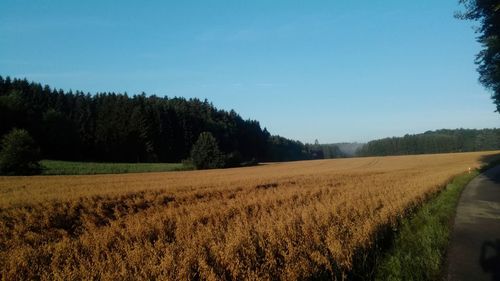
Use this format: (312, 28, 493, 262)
(374, 171, 479, 281)
(40, 160, 193, 175)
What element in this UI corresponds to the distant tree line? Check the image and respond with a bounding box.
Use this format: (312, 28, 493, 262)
(357, 129, 500, 156)
(0, 76, 332, 168)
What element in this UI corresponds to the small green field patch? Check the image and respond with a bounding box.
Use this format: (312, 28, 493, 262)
(40, 160, 192, 175)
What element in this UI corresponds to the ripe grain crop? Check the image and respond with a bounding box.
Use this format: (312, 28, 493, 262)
(0, 151, 498, 280)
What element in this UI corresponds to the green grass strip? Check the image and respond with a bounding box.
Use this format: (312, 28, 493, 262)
(40, 160, 193, 175)
(374, 171, 479, 281)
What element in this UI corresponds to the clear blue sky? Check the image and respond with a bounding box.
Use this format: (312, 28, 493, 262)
(1, 0, 498, 143)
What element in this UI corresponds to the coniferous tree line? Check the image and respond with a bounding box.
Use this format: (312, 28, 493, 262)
(357, 128, 500, 156)
(4, 76, 495, 169)
(0, 76, 323, 164)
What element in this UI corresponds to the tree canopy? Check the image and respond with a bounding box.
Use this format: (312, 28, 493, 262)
(0, 76, 323, 164)
(457, 0, 500, 112)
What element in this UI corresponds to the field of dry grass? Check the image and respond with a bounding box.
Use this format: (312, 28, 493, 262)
(0, 151, 498, 280)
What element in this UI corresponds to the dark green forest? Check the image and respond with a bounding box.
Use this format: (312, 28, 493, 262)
(357, 129, 500, 156)
(1, 76, 497, 167)
(0, 76, 332, 165)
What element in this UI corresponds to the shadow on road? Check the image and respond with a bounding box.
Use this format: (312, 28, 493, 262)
(479, 153, 500, 183)
(478, 154, 500, 281)
(480, 239, 500, 281)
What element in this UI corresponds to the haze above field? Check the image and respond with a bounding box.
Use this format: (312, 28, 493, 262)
(1, 0, 498, 143)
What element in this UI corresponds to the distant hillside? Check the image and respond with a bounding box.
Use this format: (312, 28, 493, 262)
(357, 129, 500, 156)
(333, 142, 365, 157)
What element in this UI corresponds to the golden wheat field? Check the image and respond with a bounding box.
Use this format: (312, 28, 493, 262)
(0, 151, 498, 280)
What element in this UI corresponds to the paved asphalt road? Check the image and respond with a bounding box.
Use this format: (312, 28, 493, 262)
(447, 165, 500, 281)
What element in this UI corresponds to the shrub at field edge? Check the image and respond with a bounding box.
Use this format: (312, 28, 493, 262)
(0, 128, 41, 175)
